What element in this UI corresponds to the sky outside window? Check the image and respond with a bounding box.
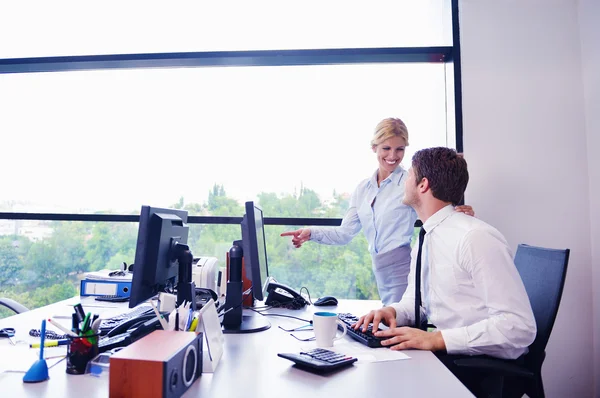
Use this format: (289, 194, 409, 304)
(0, 1, 451, 58)
(0, 63, 447, 215)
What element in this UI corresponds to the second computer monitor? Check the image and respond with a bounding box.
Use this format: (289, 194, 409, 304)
(129, 205, 191, 308)
(240, 201, 272, 302)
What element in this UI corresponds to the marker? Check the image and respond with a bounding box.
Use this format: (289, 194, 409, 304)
(47, 319, 78, 337)
(73, 303, 85, 323)
(81, 312, 91, 334)
(72, 313, 79, 334)
(30, 339, 70, 348)
(189, 314, 199, 332)
(90, 318, 102, 335)
(89, 318, 102, 345)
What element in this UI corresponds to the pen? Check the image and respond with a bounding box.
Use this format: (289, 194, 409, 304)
(89, 318, 102, 344)
(48, 318, 78, 337)
(72, 313, 80, 334)
(30, 339, 70, 348)
(52, 315, 72, 320)
(150, 300, 169, 331)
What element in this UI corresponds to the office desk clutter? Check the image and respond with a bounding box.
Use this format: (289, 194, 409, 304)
(192, 256, 219, 293)
(314, 296, 339, 306)
(313, 312, 347, 348)
(0, 297, 474, 397)
(22, 319, 49, 383)
(277, 348, 358, 374)
(338, 313, 386, 348)
(80, 268, 133, 299)
(109, 330, 203, 398)
(0, 326, 16, 345)
(66, 303, 100, 375)
(2, 203, 461, 395)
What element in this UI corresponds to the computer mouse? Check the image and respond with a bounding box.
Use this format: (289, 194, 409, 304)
(314, 296, 338, 306)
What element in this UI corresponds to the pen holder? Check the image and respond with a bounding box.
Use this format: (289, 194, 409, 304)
(66, 335, 99, 375)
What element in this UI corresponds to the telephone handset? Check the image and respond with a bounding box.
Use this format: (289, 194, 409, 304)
(264, 281, 308, 309)
(105, 314, 157, 338)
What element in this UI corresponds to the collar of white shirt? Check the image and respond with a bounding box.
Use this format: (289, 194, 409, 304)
(422, 204, 455, 233)
(367, 166, 405, 188)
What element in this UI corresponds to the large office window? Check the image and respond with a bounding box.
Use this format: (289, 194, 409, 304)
(1, 63, 447, 214)
(0, 1, 461, 317)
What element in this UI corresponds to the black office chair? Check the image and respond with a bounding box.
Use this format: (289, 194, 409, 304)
(0, 297, 29, 314)
(454, 244, 570, 398)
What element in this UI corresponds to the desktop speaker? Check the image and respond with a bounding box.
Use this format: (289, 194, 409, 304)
(109, 330, 203, 398)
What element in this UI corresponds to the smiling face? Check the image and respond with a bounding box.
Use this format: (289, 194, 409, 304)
(373, 136, 406, 180)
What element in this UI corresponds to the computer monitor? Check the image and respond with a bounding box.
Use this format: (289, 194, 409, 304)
(129, 205, 196, 309)
(242, 201, 307, 310)
(221, 201, 272, 334)
(240, 201, 273, 301)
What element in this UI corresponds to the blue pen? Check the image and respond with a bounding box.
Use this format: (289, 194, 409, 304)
(39, 319, 46, 360)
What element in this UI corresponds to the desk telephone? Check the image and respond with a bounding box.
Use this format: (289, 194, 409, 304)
(264, 282, 308, 309)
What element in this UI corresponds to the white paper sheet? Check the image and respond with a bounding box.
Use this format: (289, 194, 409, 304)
(300, 339, 410, 363)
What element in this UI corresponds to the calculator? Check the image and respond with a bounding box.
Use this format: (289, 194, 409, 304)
(94, 295, 130, 303)
(278, 348, 357, 373)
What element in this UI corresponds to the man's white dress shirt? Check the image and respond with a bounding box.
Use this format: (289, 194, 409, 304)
(391, 205, 536, 359)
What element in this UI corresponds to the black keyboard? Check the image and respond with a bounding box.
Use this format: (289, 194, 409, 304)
(98, 332, 132, 353)
(278, 348, 357, 373)
(338, 313, 385, 348)
(98, 304, 154, 335)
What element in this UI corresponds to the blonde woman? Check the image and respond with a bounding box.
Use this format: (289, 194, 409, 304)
(281, 118, 474, 305)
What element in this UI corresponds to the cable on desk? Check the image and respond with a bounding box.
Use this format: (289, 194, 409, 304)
(247, 307, 312, 324)
(217, 287, 253, 318)
(29, 329, 68, 340)
(251, 305, 274, 311)
(299, 287, 313, 305)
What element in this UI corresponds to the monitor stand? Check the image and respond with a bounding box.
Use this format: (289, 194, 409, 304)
(173, 241, 196, 311)
(221, 243, 271, 334)
(222, 314, 271, 334)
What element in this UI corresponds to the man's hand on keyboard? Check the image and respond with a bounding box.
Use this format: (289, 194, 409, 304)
(374, 327, 446, 352)
(354, 307, 397, 333)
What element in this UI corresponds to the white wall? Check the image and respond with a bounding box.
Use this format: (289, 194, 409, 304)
(459, 1, 594, 397)
(578, 0, 600, 395)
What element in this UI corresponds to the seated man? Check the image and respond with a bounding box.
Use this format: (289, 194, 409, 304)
(354, 147, 536, 394)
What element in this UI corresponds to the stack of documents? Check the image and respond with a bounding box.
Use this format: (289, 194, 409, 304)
(80, 269, 133, 298)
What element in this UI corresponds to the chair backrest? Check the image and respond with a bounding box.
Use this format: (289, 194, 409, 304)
(0, 297, 30, 314)
(514, 244, 569, 362)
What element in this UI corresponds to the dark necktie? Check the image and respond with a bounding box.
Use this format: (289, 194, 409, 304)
(414, 226, 427, 331)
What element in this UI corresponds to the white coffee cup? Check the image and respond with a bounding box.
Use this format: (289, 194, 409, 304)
(313, 311, 347, 348)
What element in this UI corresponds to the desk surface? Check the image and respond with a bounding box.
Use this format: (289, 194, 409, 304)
(0, 298, 473, 398)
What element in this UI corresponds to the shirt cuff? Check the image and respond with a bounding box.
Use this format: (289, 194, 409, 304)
(440, 327, 470, 355)
(390, 303, 410, 326)
(309, 228, 321, 242)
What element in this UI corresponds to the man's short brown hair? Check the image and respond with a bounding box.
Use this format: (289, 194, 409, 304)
(411, 147, 469, 205)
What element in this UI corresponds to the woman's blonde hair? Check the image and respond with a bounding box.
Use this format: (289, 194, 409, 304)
(370, 118, 409, 147)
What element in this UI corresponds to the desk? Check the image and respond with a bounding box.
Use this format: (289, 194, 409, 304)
(0, 297, 474, 397)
